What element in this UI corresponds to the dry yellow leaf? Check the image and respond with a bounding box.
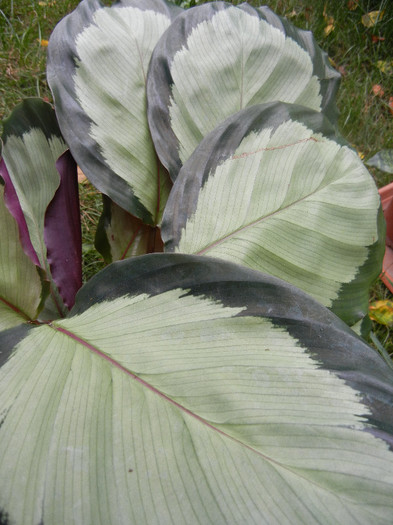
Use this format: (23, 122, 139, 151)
(322, 4, 334, 36)
(361, 10, 384, 28)
(369, 300, 393, 325)
(372, 84, 385, 97)
(377, 60, 393, 76)
(287, 9, 298, 18)
(324, 18, 335, 36)
(77, 167, 87, 184)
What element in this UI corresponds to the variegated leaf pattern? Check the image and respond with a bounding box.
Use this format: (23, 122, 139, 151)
(162, 103, 384, 325)
(0, 98, 77, 318)
(147, 2, 340, 179)
(0, 184, 45, 330)
(47, 0, 181, 224)
(0, 254, 392, 524)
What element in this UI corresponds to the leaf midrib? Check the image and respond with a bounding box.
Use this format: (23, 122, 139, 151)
(50, 323, 277, 462)
(48, 322, 365, 503)
(195, 182, 323, 256)
(0, 295, 32, 322)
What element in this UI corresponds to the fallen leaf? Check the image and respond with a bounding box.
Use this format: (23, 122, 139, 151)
(304, 7, 312, 22)
(338, 65, 347, 76)
(78, 167, 87, 184)
(286, 9, 297, 18)
(324, 19, 335, 36)
(39, 39, 49, 47)
(377, 60, 393, 75)
(362, 10, 384, 28)
(5, 65, 18, 79)
(372, 35, 385, 43)
(372, 84, 385, 97)
(347, 0, 359, 10)
(322, 4, 334, 36)
(369, 300, 393, 326)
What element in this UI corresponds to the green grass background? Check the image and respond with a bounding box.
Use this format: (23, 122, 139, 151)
(1, 0, 393, 351)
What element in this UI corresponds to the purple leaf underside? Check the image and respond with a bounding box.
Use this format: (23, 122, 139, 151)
(44, 150, 82, 310)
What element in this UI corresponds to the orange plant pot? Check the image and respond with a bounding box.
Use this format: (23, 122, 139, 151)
(379, 182, 393, 293)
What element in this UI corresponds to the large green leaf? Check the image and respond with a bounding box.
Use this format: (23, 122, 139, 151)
(1, 254, 393, 524)
(1, 98, 72, 318)
(0, 184, 45, 330)
(47, 0, 180, 225)
(1, 99, 68, 268)
(162, 103, 385, 325)
(147, 1, 340, 179)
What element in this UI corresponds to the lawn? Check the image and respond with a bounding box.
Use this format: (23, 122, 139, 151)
(1, 0, 392, 352)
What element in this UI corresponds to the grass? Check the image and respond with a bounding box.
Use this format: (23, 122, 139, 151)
(0, 0, 103, 279)
(274, 0, 393, 168)
(1, 0, 393, 352)
(0, 1, 80, 122)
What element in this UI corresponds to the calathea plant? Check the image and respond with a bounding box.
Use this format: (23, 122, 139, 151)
(0, 0, 392, 523)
